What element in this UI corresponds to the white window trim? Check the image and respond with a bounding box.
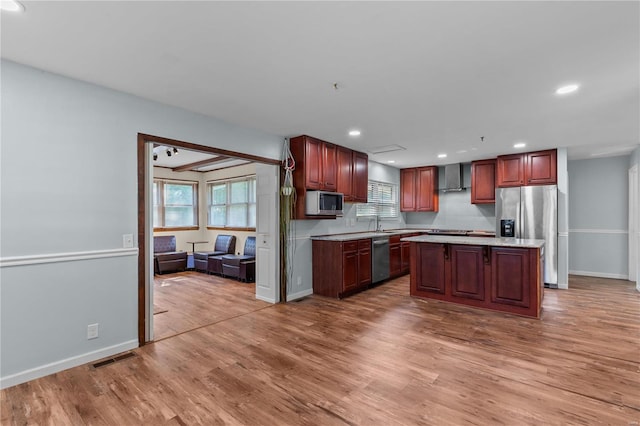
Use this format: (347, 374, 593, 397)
(207, 175, 257, 230)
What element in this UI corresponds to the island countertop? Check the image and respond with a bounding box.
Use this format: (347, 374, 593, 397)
(401, 235, 545, 249)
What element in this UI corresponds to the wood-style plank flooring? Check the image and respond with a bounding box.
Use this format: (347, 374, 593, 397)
(153, 271, 269, 341)
(2, 275, 639, 425)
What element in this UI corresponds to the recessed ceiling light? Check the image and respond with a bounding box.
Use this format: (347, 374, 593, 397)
(437, 154, 447, 159)
(0, 0, 25, 12)
(387, 160, 395, 164)
(514, 143, 526, 149)
(348, 130, 361, 137)
(555, 84, 579, 95)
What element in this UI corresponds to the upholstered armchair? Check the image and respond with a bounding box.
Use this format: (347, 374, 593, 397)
(193, 235, 236, 273)
(221, 236, 256, 282)
(154, 235, 187, 274)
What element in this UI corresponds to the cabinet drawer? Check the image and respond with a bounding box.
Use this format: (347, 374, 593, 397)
(389, 235, 401, 244)
(358, 239, 371, 251)
(343, 241, 358, 252)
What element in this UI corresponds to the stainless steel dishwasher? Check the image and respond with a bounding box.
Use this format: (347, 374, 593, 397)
(372, 235, 390, 283)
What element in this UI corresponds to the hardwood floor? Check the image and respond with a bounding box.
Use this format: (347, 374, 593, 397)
(2, 275, 639, 425)
(153, 271, 269, 341)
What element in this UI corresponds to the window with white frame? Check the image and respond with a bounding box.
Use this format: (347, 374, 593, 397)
(153, 179, 198, 229)
(356, 180, 399, 218)
(207, 176, 256, 229)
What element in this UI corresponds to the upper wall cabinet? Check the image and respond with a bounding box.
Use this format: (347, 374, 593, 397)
(497, 149, 557, 187)
(401, 166, 439, 212)
(294, 135, 338, 191)
(337, 147, 369, 203)
(471, 159, 496, 204)
(290, 135, 368, 219)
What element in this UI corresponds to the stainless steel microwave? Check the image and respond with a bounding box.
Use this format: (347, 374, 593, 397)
(305, 190, 344, 216)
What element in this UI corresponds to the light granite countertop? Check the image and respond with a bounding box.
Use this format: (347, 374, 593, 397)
(400, 235, 545, 248)
(310, 229, 426, 242)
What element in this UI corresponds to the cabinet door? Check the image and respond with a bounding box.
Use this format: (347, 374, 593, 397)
(400, 168, 416, 211)
(357, 239, 372, 286)
(342, 249, 359, 292)
(490, 247, 530, 308)
(497, 154, 525, 187)
(471, 159, 496, 204)
(389, 243, 402, 278)
(450, 245, 485, 300)
(336, 146, 353, 200)
(413, 243, 446, 294)
(401, 241, 411, 274)
(322, 142, 338, 191)
(304, 137, 323, 190)
(352, 151, 369, 203)
(526, 149, 557, 185)
(416, 166, 439, 212)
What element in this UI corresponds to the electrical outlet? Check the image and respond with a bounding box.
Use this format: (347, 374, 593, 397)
(123, 234, 133, 248)
(87, 323, 99, 340)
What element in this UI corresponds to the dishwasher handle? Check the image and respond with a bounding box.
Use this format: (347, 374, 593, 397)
(373, 240, 389, 246)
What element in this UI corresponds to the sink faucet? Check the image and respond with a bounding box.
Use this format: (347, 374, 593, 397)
(374, 215, 382, 232)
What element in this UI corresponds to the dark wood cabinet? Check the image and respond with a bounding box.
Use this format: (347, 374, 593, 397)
(291, 135, 368, 220)
(450, 245, 485, 301)
(491, 247, 532, 308)
(400, 168, 417, 211)
(312, 238, 371, 298)
(337, 148, 369, 203)
(342, 241, 359, 292)
(471, 159, 496, 204)
(291, 135, 337, 191)
(357, 239, 372, 287)
(497, 149, 557, 188)
(352, 151, 369, 203)
(337, 146, 354, 201)
(401, 166, 439, 212)
(526, 149, 557, 185)
(410, 241, 543, 318)
(411, 242, 446, 294)
(389, 235, 402, 278)
(496, 154, 525, 187)
(401, 240, 411, 274)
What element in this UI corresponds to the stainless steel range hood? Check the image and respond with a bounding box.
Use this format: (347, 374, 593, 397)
(443, 163, 465, 192)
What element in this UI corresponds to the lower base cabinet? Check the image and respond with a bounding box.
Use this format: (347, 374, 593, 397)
(410, 242, 542, 318)
(313, 239, 372, 298)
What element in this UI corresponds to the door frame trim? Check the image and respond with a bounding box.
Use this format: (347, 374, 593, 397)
(136, 133, 280, 346)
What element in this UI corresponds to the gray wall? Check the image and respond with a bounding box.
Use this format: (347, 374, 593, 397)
(568, 155, 630, 279)
(0, 60, 282, 387)
(404, 163, 496, 231)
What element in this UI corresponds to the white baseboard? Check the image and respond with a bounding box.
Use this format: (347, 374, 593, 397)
(256, 295, 277, 304)
(557, 282, 569, 290)
(0, 339, 138, 390)
(569, 270, 629, 280)
(287, 288, 313, 302)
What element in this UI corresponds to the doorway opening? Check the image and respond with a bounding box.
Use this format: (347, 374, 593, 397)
(137, 133, 281, 345)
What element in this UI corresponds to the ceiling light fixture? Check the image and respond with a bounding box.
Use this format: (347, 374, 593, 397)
(514, 142, 526, 149)
(173, 147, 179, 155)
(153, 153, 158, 161)
(437, 154, 447, 159)
(555, 84, 579, 95)
(387, 160, 395, 164)
(0, 0, 25, 12)
(166, 149, 172, 157)
(348, 130, 361, 137)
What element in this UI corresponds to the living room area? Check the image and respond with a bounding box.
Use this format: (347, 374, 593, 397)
(151, 145, 265, 341)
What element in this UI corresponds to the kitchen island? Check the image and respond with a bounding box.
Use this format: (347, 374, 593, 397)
(401, 235, 545, 318)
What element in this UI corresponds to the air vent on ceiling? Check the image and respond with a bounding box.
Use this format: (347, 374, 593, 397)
(367, 144, 407, 155)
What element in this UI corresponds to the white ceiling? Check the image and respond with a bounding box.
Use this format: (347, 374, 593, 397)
(2, 1, 638, 168)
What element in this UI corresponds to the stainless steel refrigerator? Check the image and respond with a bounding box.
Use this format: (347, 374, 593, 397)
(495, 185, 558, 287)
